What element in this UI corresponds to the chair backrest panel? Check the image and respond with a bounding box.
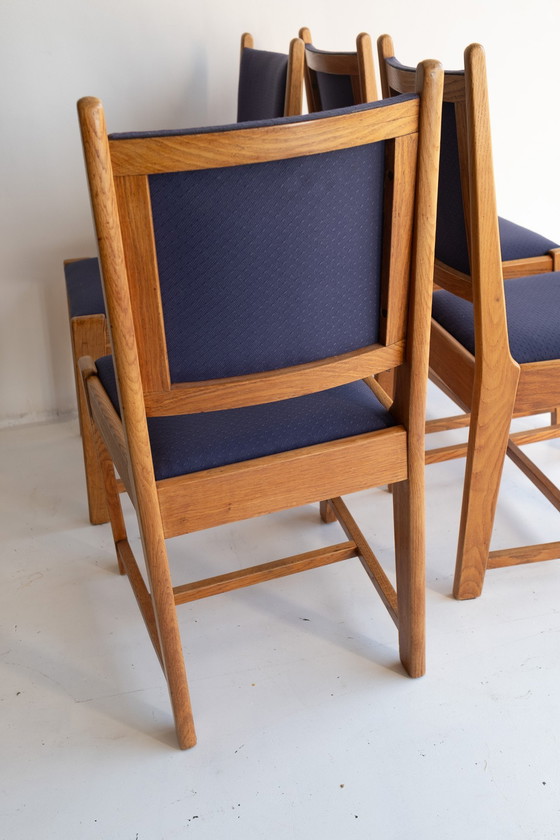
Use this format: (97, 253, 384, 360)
(315, 70, 357, 110)
(237, 47, 289, 122)
(86, 93, 428, 417)
(147, 142, 385, 384)
(435, 101, 470, 273)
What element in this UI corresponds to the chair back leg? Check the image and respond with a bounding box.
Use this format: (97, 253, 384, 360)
(71, 315, 110, 524)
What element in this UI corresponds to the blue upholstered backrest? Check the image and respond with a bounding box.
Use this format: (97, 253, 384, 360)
(149, 145, 385, 383)
(306, 45, 356, 110)
(111, 98, 418, 386)
(315, 71, 355, 109)
(237, 47, 288, 122)
(435, 101, 469, 273)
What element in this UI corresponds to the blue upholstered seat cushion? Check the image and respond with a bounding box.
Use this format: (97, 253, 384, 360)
(432, 271, 560, 364)
(497, 218, 558, 263)
(237, 47, 288, 122)
(95, 355, 396, 481)
(65, 258, 105, 318)
(439, 216, 558, 276)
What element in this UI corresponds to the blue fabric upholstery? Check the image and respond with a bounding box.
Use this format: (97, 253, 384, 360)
(432, 271, 560, 364)
(497, 218, 558, 263)
(237, 47, 288, 122)
(315, 71, 355, 110)
(65, 258, 105, 318)
(95, 355, 395, 480)
(148, 141, 385, 384)
(435, 101, 470, 273)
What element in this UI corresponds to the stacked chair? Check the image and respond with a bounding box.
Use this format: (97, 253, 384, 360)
(65, 34, 305, 525)
(75, 57, 443, 746)
(378, 36, 560, 600)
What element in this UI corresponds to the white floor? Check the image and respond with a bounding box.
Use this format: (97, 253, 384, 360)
(2, 384, 560, 839)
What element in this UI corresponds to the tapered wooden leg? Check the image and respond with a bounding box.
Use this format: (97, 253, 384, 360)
(141, 530, 197, 749)
(392, 477, 425, 678)
(320, 499, 336, 523)
(453, 374, 519, 600)
(71, 315, 110, 525)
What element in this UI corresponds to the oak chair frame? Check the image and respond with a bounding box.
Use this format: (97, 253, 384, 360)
(66, 32, 305, 526)
(298, 27, 378, 111)
(379, 36, 560, 599)
(77, 63, 442, 748)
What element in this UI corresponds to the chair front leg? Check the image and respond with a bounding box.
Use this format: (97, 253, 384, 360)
(453, 368, 519, 599)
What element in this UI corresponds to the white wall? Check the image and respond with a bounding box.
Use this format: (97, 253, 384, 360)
(1, 0, 559, 425)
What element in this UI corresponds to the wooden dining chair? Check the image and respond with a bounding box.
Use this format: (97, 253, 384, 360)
(65, 34, 305, 525)
(298, 27, 377, 111)
(378, 36, 560, 600)
(76, 58, 442, 747)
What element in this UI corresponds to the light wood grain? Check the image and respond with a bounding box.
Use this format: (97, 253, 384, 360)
(158, 427, 409, 537)
(144, 342, 405, 416)
(452, 45, 521, 600)
(114, 175, 170, 393)
(379, 134, 417, 345)
(429, 317, 475, 411)
(70, 313, 110, 523)
(502, 254, 555, 279)
(240, 32, 253, 53)
(79, 96, 196, 749)
(487, 541, 560, 569)
(433, 261, 473, 301)
(329, 496, 398, 623)
(506, 440, 560, 513)
(285, 37, 305, 117)
(514, 361, 560, 412)
(109, 99, 419, 176)
(173, 542, 358, 605)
